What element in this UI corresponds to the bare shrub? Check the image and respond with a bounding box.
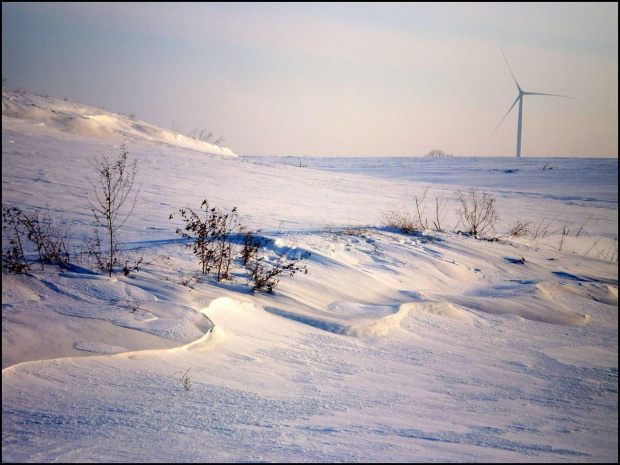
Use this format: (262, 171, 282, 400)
(171, 200, 239, 282)
(455, 189, 498, 238)
(194, 129, 213, 142)
(2, 204, 71, 272)
(240, 227, 265, 266)
(248, 248, 310, 294)
(82, 228, 110, 271)
(123, 256, 144, 276)
(381, 187, 433, 233)
(506, 219, 531, 237)
(130, 301, 144, 313)
(2, 205, 31, 273)
(179, 275, 195, 287)
(341, 225, 367, 236)
(22, 207, 71, 270)
(170, 368, 192, 391)
(186, 128, 224, 145)
(380, 210, 418, 233)
(86, 144, 139, 276)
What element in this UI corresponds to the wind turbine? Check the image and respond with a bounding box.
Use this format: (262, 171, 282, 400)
(495, 49, 573, 158)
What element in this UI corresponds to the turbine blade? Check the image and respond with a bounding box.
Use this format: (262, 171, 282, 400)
(523, 91, 574, 99)
(493, 95, 520, 133)
(501, 48, 522, 92)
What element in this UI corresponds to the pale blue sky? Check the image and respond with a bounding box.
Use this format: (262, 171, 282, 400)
(2, 2, 618, 157)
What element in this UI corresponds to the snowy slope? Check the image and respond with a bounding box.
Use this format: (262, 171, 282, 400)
(2, 91, 237, 157)
(2, 91, 618, 462)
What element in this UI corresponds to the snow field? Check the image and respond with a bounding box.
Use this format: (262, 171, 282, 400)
(2, 91, 617, 461)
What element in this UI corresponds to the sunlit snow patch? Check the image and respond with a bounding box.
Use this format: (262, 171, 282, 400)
(72, 341, 127, 355)
(264, 301, 411, 337)
(442, 281, 592, 326)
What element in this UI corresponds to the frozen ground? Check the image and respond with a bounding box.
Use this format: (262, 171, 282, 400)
(2, 91, 618, 462)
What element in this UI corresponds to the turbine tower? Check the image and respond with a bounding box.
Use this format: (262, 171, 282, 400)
(495, 49, 573, 158)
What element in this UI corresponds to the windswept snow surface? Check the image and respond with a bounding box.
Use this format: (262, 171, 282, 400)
(2, 91, 618, 462)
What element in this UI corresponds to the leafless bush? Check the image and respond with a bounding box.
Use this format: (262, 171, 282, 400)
(172, 201, 311, 291)
(248, 248, 310, 294)
(455, 189, 498, 238)
(194, 129, 213, 142)
(171, 200, 239, 282)
(22, 207, 71, 270)
(81, 228, 110, 271)
(240, 227, 265, 266)
(2, 205, 30, 273)
(178, 275, 195, 287)
(86, 144, 139, 277)
(128, 301, 144, 313)
(123, 257, 144, 276)
(186, 128, 224, 145)
(381, 187, 445, 234)
(380, 209, 418, 233)
(341, 225, 367, 236)
(170, 368, 192, 391)
(506, 219, 531, 237)
(2, 204, 71, 272)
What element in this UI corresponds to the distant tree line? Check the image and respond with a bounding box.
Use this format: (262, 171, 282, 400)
(425, 149, 454, 158)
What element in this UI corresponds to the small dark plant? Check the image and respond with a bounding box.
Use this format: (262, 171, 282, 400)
(240, 227, 265, 266)
(506, 219, 531, 238)
(2, 205, 31, 273)
(171, 200, 239, 281)
(170, 368, 192, 391)
(248, 248, 310, 294)
(129, 301, 144, 313)
(380, 209, 418, 233)
(123, 257, 143, 276)
(83, 228, 113, 271)
(179, 275, 194, 287)
(559, 223, 571, 251)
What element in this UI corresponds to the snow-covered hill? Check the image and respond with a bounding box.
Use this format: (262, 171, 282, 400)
(2, 91, 237, 157)
(2, 91, 618, 462)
